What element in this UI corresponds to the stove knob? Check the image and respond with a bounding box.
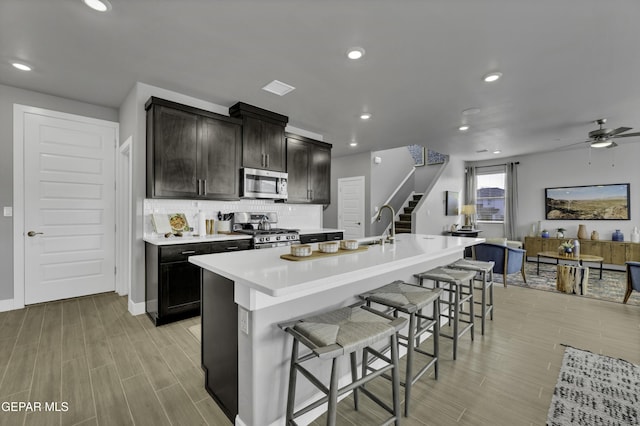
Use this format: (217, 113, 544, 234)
(259, 237, 264, 242)
(276, 236, 281, 241)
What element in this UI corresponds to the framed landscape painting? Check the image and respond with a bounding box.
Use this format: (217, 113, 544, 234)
(545, 183, 630, 220)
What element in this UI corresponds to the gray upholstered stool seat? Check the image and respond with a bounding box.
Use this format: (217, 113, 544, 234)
(414, 267, 475, 360)
(280, 302, 406, 426)
(359, 281, 442, 416)
(448, 258, 495, 335)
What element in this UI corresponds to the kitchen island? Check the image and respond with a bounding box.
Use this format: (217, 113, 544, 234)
(189, 233, 483, 426)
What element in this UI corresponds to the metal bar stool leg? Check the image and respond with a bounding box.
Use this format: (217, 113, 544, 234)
(404, 312, 417, 417)
(433, 298, 440, 379)
(286, 338, 299, 424)
(453, 283, 460, 360)
(350, 352, 359, 410)
(327, 358, 339, 426)
(391, 333, 401, 426)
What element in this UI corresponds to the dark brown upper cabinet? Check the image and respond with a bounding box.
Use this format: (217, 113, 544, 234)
(229, 102, 288, 172)
(146, 97, 242, 200)
(285, 133, 332, 204)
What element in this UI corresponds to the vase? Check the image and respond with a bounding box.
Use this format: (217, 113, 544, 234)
(556, 231, 564, 238)
(573, 239, 580, 257)
(564, 247, 573, 254)
(612, 229, 624, 242)
(577, 224, 588, 240)
(541, 231, 549, 238)
(591, 230, 599, 240)
(631, 226, 640, 243)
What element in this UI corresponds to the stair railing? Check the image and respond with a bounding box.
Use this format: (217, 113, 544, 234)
(410, 155, 450, 233)
(370, 167, 416, 236)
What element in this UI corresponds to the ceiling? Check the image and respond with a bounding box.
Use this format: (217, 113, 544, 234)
(2, 0, 640, 159)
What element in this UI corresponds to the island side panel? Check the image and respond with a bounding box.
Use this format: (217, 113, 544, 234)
(236, 251, 461, 426)
(201, 271, 238, 422)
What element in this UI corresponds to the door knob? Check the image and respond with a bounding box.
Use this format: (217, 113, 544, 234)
(27, 231, 44, 237)
(356, 222, 361, 225)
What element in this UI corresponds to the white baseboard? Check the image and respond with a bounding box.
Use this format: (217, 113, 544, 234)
(128, 298, 145, 316)
(0, 298, 15, 312)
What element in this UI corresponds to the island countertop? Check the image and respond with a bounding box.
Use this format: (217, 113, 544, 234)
(189, 233, 483, 299)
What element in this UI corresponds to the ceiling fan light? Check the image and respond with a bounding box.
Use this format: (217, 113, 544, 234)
(591, 139, 613, 148)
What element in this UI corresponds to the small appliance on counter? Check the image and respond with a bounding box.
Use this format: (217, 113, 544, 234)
(232, 212, 300, 249)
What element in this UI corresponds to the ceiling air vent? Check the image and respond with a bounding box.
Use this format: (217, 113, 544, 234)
(262, 80, 295, 96)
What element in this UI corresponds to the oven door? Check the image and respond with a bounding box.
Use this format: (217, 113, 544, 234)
(241, 168, 288, 200)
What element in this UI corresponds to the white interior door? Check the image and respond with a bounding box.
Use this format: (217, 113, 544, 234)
(338, 176, 365, 239)
(22, 109, 117, 304)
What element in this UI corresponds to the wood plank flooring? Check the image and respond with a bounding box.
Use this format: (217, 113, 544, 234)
(0, 285, 638, 426)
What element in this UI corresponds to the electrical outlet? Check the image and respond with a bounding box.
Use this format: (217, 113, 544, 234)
(3, 207, 12, 217)
(239, 308, 249, 335)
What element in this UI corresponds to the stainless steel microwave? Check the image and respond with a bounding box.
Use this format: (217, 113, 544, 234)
(240, 167, 288, 200)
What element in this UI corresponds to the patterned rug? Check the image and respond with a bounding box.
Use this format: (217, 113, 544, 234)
(548, 346, 640, 425)
(495, 261, 640, 306)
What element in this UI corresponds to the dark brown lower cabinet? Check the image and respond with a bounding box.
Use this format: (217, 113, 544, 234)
(145, 240, 250, 326)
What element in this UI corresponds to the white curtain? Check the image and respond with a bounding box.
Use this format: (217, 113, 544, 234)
(505, 162, 519, 240)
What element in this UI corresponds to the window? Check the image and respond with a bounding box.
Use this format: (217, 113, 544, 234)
(476, 171, 505, 222)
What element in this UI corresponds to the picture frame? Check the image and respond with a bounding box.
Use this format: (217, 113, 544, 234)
(545, 183, 630, 220)
(445, 191, 460, 216)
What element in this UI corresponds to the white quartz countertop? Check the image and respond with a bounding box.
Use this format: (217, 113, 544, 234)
(298, 228, 344, 235)
(189, 234, 483, 297)
(143, 233, 252, 246)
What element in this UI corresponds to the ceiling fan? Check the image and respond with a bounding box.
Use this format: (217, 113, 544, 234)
(582, 118, 640, 148)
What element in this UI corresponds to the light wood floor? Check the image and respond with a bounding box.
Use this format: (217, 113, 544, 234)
(0, 285, 638, 426)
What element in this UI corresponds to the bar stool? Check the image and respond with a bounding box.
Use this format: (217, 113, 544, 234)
(359, 280, 442, 416)
(279, 302, 406, 426)
(448, 258, 495, 335)
(414, 267, 475, 360)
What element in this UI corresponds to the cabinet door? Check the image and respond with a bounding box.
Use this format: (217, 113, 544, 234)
(200, 116, 241, 199)
(152, 106, 199, 198)
(610, 242, 626, 265)
(286, 139, 310, 203)
(524, 237, 542, 256)
(262, 120, 286, 172)
(309, 145, 331, 204)
(241, 116, 265, 169)
(160, 261, 201, 317)
(629, 243, 640, 262)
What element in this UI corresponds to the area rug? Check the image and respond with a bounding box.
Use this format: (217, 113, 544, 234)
(497, 262, 640, 306)
(188, 324, 201, 342)
(548, 346, 639, 425)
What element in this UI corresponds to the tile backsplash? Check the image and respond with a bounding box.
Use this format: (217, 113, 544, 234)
(143, 199, 323, 235)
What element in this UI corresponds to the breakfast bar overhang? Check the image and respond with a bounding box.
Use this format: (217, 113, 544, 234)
(189, 234, 484, 426)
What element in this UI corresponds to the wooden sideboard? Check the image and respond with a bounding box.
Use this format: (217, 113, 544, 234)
(524, 236, 640, 266)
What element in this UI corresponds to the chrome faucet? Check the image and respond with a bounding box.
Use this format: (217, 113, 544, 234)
(376, 204, 396, 244)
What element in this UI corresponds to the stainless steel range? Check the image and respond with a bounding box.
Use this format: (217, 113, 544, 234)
(232, 212, 300, 249)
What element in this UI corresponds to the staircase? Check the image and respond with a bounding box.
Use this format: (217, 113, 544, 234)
(396, 193, 423, 234)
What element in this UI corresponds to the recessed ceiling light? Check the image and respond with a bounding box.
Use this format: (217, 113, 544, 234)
(493, 150, 502, 154)
(458, 125, 470, 131)
(347, 47, 365, 60)
(262, 80, 295, 96)
(349, 141, 358, 147)
(11, 62, 32, 71)
(483, 72, 502, 83)
(360, 113, 371, 120)
(83, 0, 112, 12)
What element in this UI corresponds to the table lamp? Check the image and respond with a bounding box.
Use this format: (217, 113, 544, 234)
(461, 204, 476, 227)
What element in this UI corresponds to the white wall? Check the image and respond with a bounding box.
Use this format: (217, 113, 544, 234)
(414, 156, 466, 235)
(1, 84, 117, 304)
(323, 152, 372, 235)
(469, 142, 640, 241)
(370, 146, 415, 215)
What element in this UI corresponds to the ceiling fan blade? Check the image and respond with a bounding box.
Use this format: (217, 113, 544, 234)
(609, 126, 632, 136)
(612, 132, 640, 138)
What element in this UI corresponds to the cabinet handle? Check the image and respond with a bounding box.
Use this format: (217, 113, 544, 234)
(309, 189, 313, 200)
(309, 238, 319, 242)
(266, 154, 269, 168)
(181, 250, 196, 255)
(226, 246, 239, 250)
(261, 153, 265, 167)
(203, 180, 207, 195)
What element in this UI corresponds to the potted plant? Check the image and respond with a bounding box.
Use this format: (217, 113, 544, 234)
(560, 240, 574, 255)
(556, 228, 566, 238)
(541, 229, 550, 238)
